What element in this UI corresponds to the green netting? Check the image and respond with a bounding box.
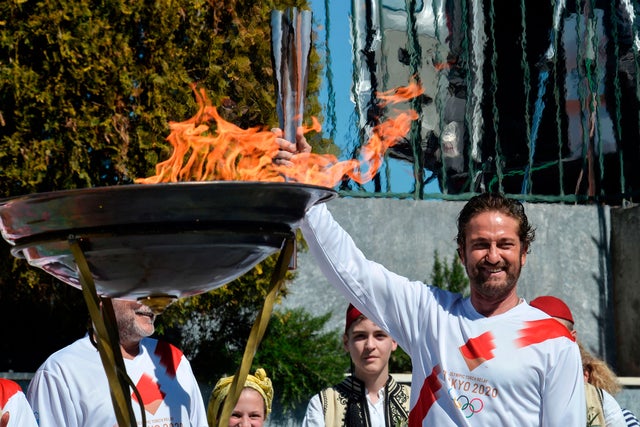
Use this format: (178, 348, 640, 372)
(339, 0, 640, 204)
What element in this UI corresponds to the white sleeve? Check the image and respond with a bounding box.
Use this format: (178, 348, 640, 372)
(2, 389, 38, 427)
(177, 356, 208, 427)
(622, 408, 640, 427)
(602, 390, 627, 427)
(301, 203, 427, 349)
(301, 394, 325, 427)
(27, 368, 79, 427)
(541, 342, 587, 426)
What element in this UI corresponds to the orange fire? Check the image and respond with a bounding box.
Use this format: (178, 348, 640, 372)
(136, 83, 422, 187)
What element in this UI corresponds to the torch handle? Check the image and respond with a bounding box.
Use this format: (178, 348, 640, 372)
(271, 8, 312, 143)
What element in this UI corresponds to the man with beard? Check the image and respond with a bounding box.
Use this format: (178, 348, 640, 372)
(275, 132, 586, 426)
(27, 299, 207, 427)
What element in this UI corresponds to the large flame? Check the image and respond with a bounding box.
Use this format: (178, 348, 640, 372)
(136, 83, 422, 187)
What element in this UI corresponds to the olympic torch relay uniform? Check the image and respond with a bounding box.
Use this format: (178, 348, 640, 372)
(0, 378, 38, 427)
(27, 335, 208, 427)
(301, 204, 586, 426)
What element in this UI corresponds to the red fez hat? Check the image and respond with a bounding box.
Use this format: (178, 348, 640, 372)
(345, 303, 364, 333)
(530, 295, 574, 323)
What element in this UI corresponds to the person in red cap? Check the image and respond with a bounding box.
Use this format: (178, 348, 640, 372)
(530, 295, 638, 427)
(301, 303, 410, 427)
(529, 295, 576, 337)
(277, 135, 586, 425)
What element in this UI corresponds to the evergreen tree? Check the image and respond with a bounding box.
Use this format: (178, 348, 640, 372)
(431, 249, 446, 288)
(254, 308, 346, 416)
(447, 250, 469, 295)
(430, 250, 469, 295)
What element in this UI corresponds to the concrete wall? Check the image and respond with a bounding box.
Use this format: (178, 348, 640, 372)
(279, 197, 640, 417)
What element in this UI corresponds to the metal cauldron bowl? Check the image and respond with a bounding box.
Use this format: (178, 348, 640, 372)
(0, 181, 336, 301)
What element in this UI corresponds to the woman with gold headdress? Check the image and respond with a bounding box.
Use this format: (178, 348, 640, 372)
(208, 368, 274, 427)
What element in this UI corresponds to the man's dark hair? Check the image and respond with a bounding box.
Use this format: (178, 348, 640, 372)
(456, 192, 536, 252)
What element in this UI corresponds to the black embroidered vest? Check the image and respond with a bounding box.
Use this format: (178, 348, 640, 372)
(318, 375, 410, 426)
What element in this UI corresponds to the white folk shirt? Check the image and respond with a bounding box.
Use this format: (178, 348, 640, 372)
(0, 379, 38, 427)
(367, 388, 386, 427)
(301, 204, 586, 426)
(27, 335, 207, 427)
(303, 386, 387, 427)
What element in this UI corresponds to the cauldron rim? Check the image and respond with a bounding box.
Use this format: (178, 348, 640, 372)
(0, 181, 337, 300)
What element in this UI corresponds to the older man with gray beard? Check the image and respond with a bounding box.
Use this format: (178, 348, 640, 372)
(27, 299, 207, 427)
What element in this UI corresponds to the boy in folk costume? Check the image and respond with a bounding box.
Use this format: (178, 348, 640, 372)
(302, 304, 410, 427)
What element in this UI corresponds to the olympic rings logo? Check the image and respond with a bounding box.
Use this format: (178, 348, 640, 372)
(448, 388, 484, 418)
